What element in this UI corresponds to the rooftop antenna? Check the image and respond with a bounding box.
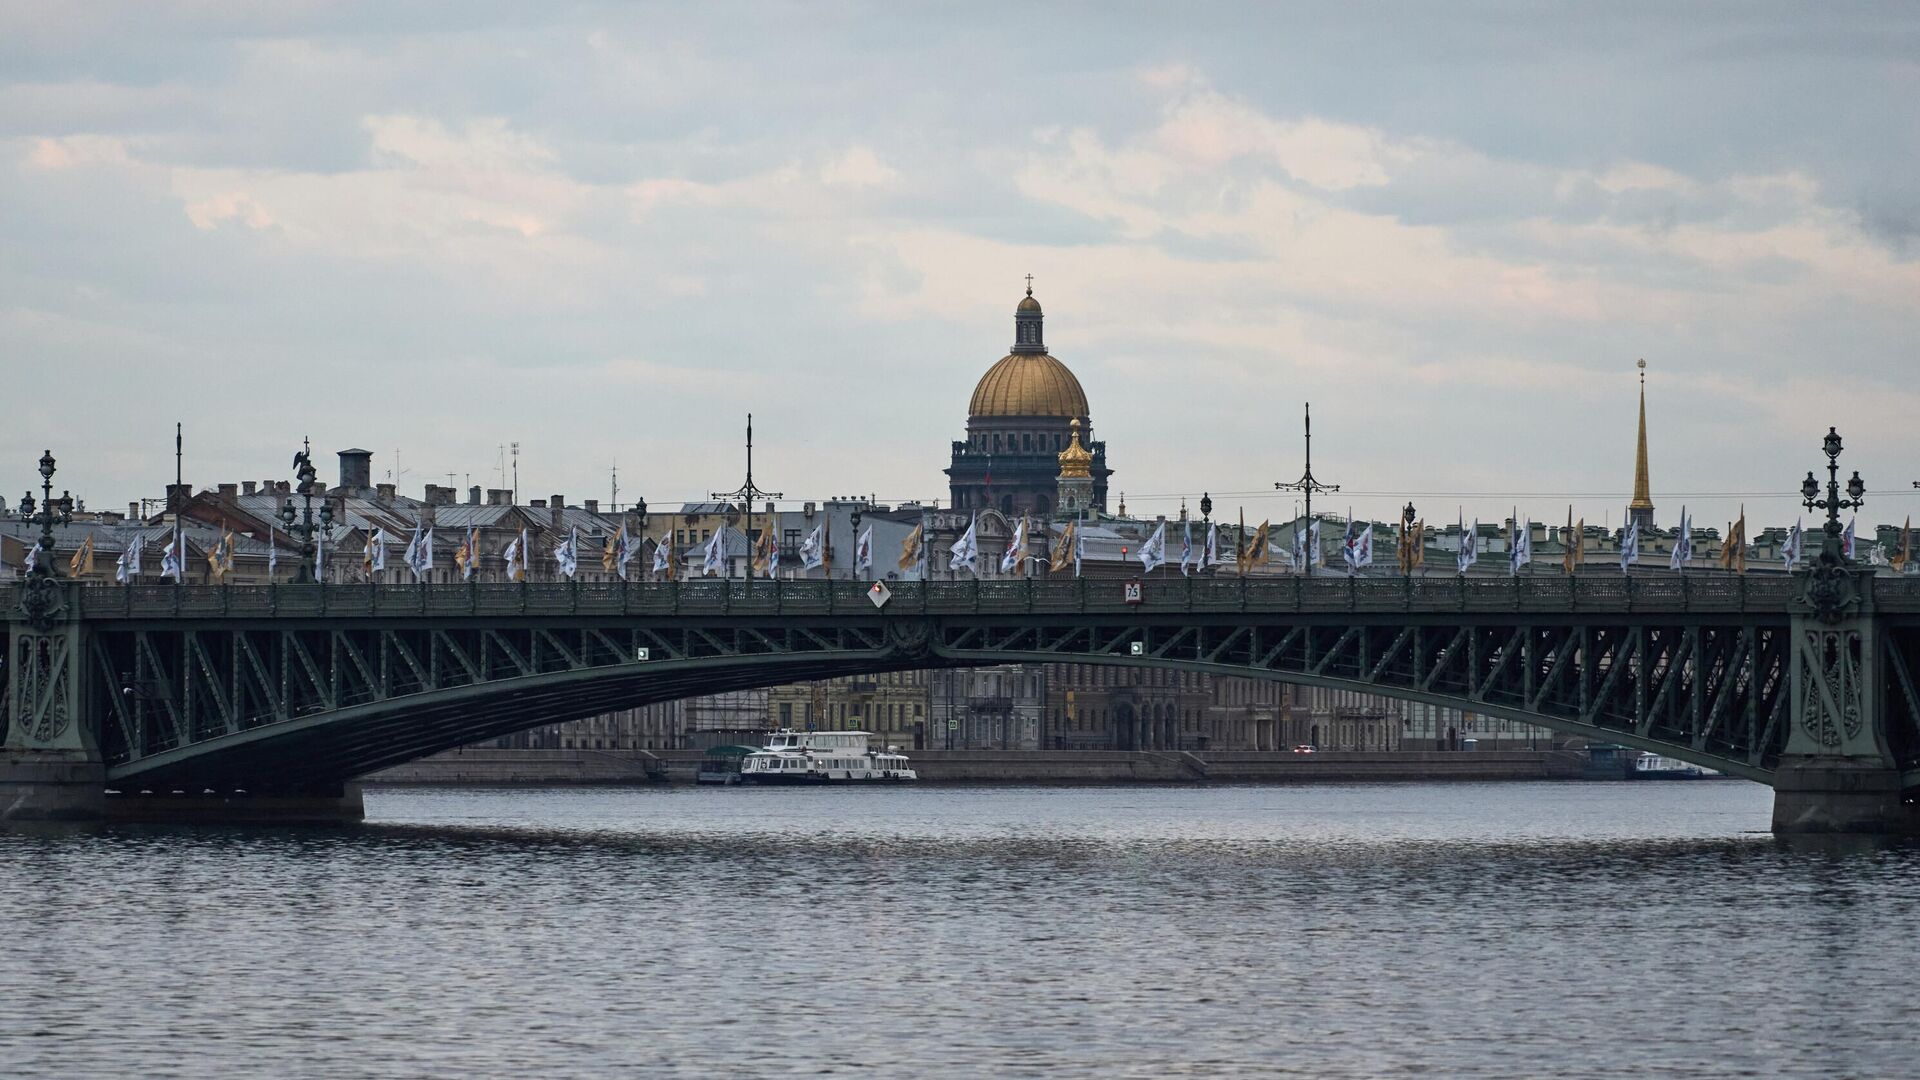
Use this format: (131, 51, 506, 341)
(511, 441, 520, 505)
(611, 458, 620, 513)
(174, 421, 183, 517)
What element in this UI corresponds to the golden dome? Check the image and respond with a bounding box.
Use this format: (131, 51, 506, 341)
(1017, 294, 1042, 313)
(1057, 418, 1094, 478)
(969, 352, 1090, 418)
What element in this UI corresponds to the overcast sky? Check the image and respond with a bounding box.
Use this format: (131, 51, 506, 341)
(3, 3, 1916, 532)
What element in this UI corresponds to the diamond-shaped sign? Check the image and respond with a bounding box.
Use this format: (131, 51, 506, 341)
(868, 581, 892, 608)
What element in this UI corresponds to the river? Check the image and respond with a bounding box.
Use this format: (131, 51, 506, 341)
(4, 780, 1917, 1078)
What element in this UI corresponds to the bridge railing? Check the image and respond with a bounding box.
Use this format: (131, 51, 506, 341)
(0, 570, 1837, 620)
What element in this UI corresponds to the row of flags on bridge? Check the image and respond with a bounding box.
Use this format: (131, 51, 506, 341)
(42, 507, 1907, 584)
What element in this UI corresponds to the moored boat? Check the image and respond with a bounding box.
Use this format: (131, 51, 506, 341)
(739, 729, 916, 784)
(1628, 753, 1711, 780)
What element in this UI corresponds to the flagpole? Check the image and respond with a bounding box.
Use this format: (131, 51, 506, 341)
(1275, 402, 1339, 579)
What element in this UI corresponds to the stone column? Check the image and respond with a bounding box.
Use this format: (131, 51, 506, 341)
(3, 580, 106, 821)
(1773, 601, 1918, 834)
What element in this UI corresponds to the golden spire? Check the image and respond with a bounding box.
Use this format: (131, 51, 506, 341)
(1057, 417, 1093, 479)
(1629, 359, 1654, 512)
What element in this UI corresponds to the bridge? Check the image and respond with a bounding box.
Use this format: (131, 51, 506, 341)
(6, 572, 1920, 831)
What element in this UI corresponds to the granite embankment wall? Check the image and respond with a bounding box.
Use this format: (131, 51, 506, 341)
(365, 749, 1585, 785)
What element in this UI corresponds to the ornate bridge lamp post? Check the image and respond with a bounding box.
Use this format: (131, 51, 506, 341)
(1802, 426, 1865, 568)
(1200, 492, 1213, 575)
(849, 504, 864, 582)
(19, 450, 75, 579)
(279, 439, 333, 584)
(632, 496, 648, 582)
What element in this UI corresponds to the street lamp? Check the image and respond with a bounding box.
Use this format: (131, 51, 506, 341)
(1802, 426, 1865, 566)
(849, 504, 864, 581)
(279, 438, 333, 583)
(20, 449, 74, 578)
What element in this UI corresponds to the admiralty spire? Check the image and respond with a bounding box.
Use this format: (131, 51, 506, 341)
(1628, 359, 1656, 533)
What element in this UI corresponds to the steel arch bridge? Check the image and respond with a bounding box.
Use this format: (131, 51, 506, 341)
(8, 574, 1920, 828)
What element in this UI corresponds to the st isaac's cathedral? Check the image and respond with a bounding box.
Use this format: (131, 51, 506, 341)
(946, 286, 1112, 517)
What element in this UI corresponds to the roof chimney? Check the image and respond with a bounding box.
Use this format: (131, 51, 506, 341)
(487, 488, 510, 507)
(468, 485, 482, 506)
(242, 481, 257, 497)
(584, 500, 599, 515)
(550, 495, 565, 528)
(337, 448, 373, 492)
(218, 483, 238, 501)
(377, 483, 397, 503)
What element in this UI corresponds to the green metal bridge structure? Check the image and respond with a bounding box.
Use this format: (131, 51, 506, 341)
(6, 573, 1920, 830)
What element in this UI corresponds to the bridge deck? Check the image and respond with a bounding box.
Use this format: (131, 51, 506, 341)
(12, 571, 1916, 621)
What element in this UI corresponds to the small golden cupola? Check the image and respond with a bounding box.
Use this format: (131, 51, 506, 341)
(1057, 418, 1094, 479)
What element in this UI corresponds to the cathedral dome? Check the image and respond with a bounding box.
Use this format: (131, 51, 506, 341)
(969, 352, 1089, 418)
(967, 286, 1089, 419)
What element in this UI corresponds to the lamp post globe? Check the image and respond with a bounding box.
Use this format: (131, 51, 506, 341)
(38, 450, 55, 481)
(1199, 492, 1212, 522)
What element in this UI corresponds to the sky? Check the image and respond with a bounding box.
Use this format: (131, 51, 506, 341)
(3, 2, 1917, 533)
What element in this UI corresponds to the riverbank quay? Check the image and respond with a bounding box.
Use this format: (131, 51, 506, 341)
(364, 748, 1588, 786)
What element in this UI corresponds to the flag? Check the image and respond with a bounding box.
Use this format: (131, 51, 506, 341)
(1308, 521, 1322, 568)
(1842, 515, 1857, 560)
(603, 526, 621, 574)
(404, 524, 433, 581)
(161, 528, 185, 582)
(1238, 520, 1270, 575)
(950, 514, 980, 575)
(1621, 519, 1640, 574)
(455, 527, 481, 581)
(1457, 514, 1478, 575)
(702, 526, 726, 577)
(1782, 520, 1803, 571)
(1050, 520, 1076, 573)
(651, 534, 673, 580)
(503, 528, 530, 582)
(1399, 519, 1426, 575)
(1204, 522, 1220, 569)
(1074, 525, 1085, 577)
(1720, 509, 1748, 574)
(1178, 520, 1194, 576)
(1345, 523, 1374, 574)
(1294, 524, 1308, 574)
(1561, 508, 1585, 574)
(207, 530, 235, 582)
(364, 528, 387, 576)
(1139, 520, 1167, 574)
(1341, 516, 1356, 574)
(69, 533, 95, 578)
(1000, 517, 1027, 575)
(854, 526, 874, 576)
(1670, 507, 1692, 571)
(799, 523, 825, 571)
(314, 526, 327, 582)
(1892, 517, 1913, 574)
(267, 526, 278, 577)
(752, 525, 776, 576)
(555, 525, 580, 579)
(115, 535, 140, 584)
(898, 523, 924, 572)
(1509, 511, 1531, 576)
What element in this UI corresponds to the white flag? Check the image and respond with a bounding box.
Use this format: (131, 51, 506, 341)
(555, 525, 579, 579)
(1294, 526, 1308, 574)
(1509, 511, 1531, 576)
(1179, 521, 1194, 576)
(314, 527, 327, 582)
(951, 514, 980, 575)
(501, 535, 521, 580)
(1000, 518, 1027, 575)
(1670, 507, 1692, 571)
(799, 523, 825, 570)
(1842, 515, 1857, 560)
(854, 526, 873, 576)
(160, 531, 184, 582)
(651, 536, 671, 578)
(702, 527, 727, 577)
(368, 528, 388, 574)
(1139, 520, 1167, 574)
(1073, 527, 1085, 577)
(266, 527, 276, 577)
(1204, 522, 1219, 568)
(116, 537, 137, 584)
(767, 536, 781, 577)
(1346, 524, 1374, 573)
(1621, 519, 1640, 573)
(404, 524, 433, 581)
(1783, 519, 1803, 570)
(1341, 517, 1357, 574)
(1309, 521, 1323, 568)
(1457, 516, 1479, 575)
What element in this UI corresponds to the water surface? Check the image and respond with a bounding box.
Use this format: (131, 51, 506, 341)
(4, 781, 1916, 1078)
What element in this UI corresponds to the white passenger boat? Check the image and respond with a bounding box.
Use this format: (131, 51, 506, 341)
(739, 729, 916, 784)
(1628, 753, 1712, 780)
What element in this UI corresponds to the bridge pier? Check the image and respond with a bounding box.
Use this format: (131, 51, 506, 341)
(0, 749, 107, 821)
(104, 782, 366, 823)
(1771, 758, 1918, 835)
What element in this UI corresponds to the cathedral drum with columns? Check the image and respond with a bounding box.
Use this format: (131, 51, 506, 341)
(947, 286, 1113, 517)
